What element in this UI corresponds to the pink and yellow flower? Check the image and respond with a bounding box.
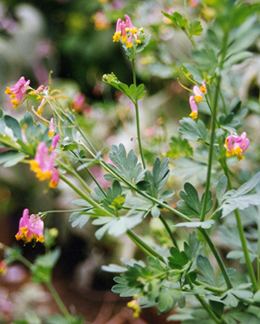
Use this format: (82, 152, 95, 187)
(71, 93, 88, 112)
(188, 81, 207, 120)
(224, 132, 250, 160)
(48, 118, 55, 138)
(113, 15, 144, 49)
(29, 141, 59, 188)
(5, 76, 30, 108)
(0, 261, 7, 275)
(15, 209, 44, 243)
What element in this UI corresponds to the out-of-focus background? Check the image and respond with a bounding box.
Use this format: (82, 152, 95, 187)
(0, 0, 259, 323)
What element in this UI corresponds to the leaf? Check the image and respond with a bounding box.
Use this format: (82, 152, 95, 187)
(0, 151, 26, 167)
(31, 249, 60, 283)
(92, 211, 144, 240)
(166, 136, 193, 159)
(102, 264, 127, 273)
(188, 20, 203, 36)
(4, 115, 22, 139)
(197, 255, 216, 285)
(220, 173, 260, 217)
(108, 144, 145, 184)
(179, 118, 207, 142)
(224, 51, 253, 68)
(168, 247, 189, 269)
(177, 182, 209, 218)
(216, 175, 227, 202)
(102, 73, 145, 103)
(102, 181, 125, 211)
(162, 11, 188, 30)
(158, 288, 176, 312)
(142, 158, 170, 198)
(175, 220, 214, 229)
(69, 212, 90, 228)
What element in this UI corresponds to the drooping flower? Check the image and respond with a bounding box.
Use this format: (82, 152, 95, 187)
(127, 299, 141, 318)
(93, 11, 110, 30)
(0, 261, 7, 275)
(224, 132, 250, 160)
(15, 209, 44, 243)
(188, 81, 207, 120)
(71, 93, 88, 112)
(113, 15, 144, 49)
(5, 76, 30, 108)
(29, 141, 59, 188)
(51, 134, 60, 151)
(48, 118, 55, 138)
(189, 96, 198, 120)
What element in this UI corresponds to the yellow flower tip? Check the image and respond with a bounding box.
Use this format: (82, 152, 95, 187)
(15, 227, 29, 242)
(225, 147, 244, 160)
(126, 41, 133, 48)
(200, 85, 207, 94)
(135, 39, 142, 45)
(194, 95, 203, 103)
(130, 27, 138, 34)
(113, 31, 121, 42)
(36, 235, 44, 243)
(5, 87, 11, 95)
(189, 111, 198, 120)
(49, 179, 58, 189)
(29, 160, 52, 181)
(127, 300, 141, 318)
(48, 130, 55, 138)
(29, 160, 40, 172)
(37, 106, 43, 116)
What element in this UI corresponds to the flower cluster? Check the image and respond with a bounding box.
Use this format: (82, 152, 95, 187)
(113, 15, 144, 49)
(5, 77, 30, 108)
(15, 209, 44, 244)
(189, 82, 207, 120)
(29, 135, 60, 188)
(224, 132, 250, 160)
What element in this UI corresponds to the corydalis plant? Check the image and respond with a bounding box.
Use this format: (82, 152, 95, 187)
(0, 1, 260, 323)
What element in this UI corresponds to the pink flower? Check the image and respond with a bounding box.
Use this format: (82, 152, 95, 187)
(51, 134, 60, 150)
(5, 77, 30, 108)
(72, 93, 88, 112)
(225, 132, 250, 160)
(188, 81, 207, 119)
(0, 261, 7, 275)
(48, 118, 55, 137)
(189, 96, 198, 120)
(113, 15, 143, 48)
(29, 141, 59, 188)
(15, 209, 44, 243)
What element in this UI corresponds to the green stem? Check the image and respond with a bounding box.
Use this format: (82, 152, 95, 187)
(60, 174, 111, 216)
(159, 215, 179, 250)
(196, 295, 223, 324)
(199, 228, 232, 289)
(235, 209, 257, 292)
(131, 59, 146, 169)
(58, 161, 92, 194)
(200, 31, 229, 222)
(46, 281, 71, 319)
(222, 159, 257, 292)
(99, 160, 191, 221)
(127, 230, 165, 263)
(17, 254, 33, 269)
(187, 276, 223, 324)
